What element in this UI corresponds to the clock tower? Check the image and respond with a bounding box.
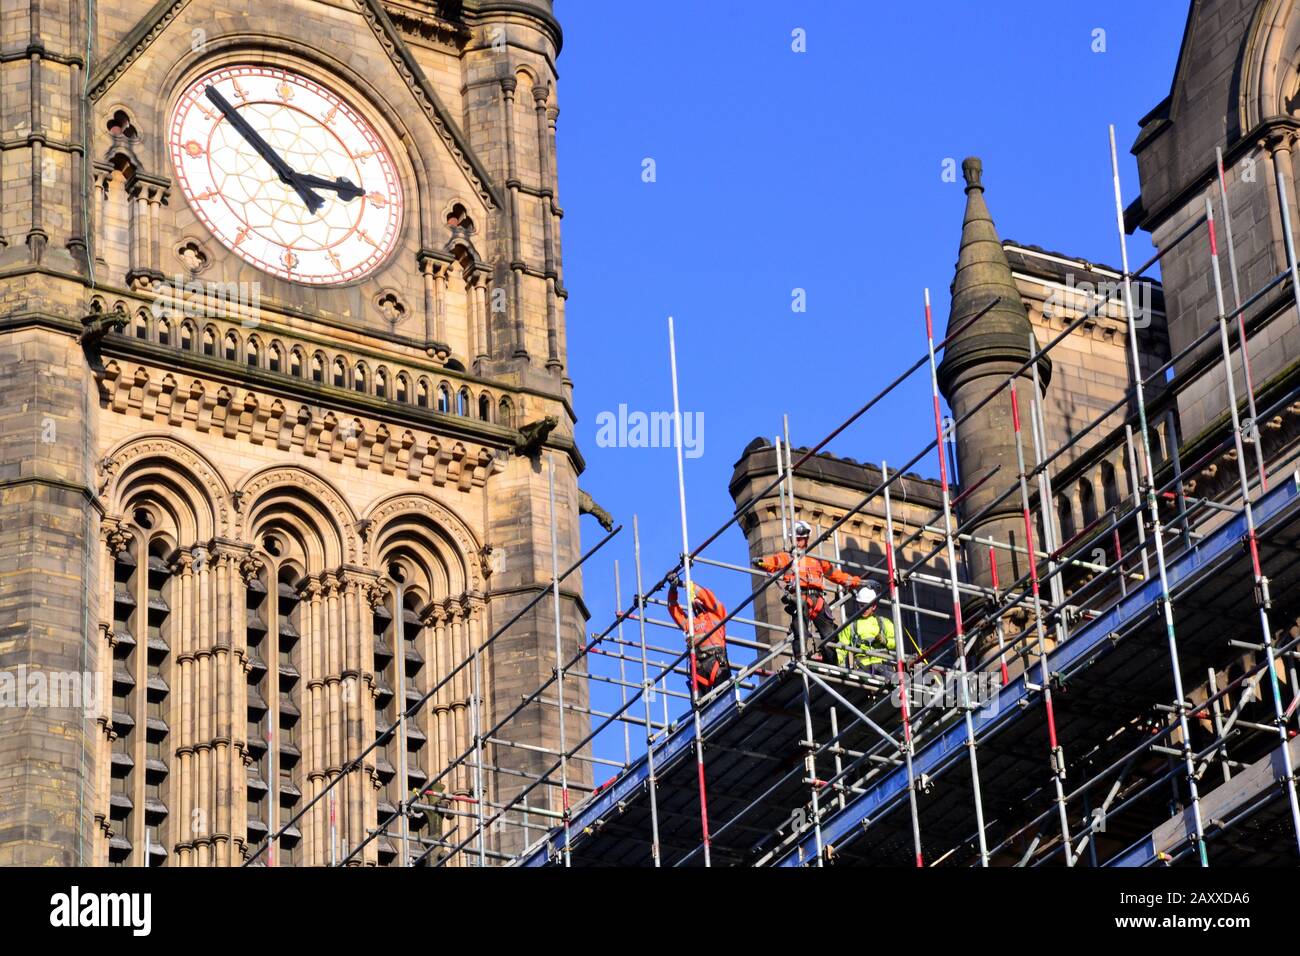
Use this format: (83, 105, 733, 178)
(0, 0, 583, 866)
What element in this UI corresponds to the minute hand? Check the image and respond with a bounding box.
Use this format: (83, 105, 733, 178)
(204, 85, 325, 214)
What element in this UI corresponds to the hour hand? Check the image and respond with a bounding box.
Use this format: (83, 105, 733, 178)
(204, 85, 325, 213)
(294, 173, 365, 203)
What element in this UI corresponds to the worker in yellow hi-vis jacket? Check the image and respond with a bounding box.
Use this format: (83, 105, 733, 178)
(835, 579, 895, 678)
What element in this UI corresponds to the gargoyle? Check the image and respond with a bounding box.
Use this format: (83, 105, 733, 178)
(579, 489, 614, 532)
(79, 307, 127, 350)
(512, 415, 559, 457)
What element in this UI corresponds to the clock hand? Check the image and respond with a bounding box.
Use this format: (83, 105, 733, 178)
(204, 85, 325, 214)
(293, 172, 365, 203)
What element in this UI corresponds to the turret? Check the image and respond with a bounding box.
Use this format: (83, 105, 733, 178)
(937, 158, 1050, 609)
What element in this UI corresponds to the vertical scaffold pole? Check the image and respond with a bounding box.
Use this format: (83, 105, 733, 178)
(987, 547, 1010, 686)
(1204, 194, 1300, 853)
(668, 316, 712, 867)
(1008, 384, 1076, 866)
(545, 454, 572, 867)
(1109, 124, 1209, 867)
(1215, 147, 1268, 493)
(780, 423, 825, 866)
(1123, 424, 1152, 581)
(881, 460, 926, 866)
(472, 639, 487, 866)
(394, 582, 410, 867)
(1028, 334, 1069, 636)
(922, 287, 990, 867)
(632, 515, 663, 866)
(613, 561, 632, 765)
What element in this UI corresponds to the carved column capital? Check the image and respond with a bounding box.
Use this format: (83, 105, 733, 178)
(238, 554, 264, 587)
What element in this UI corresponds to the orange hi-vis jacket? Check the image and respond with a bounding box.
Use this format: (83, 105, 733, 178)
(668, 584, 728, 652)
(756, 552, 860, 614)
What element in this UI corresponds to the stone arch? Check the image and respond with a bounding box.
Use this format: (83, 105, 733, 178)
(1240, 0, 1300, 128)
(237, 466, 360, 568)
(104, 433, 233, 540)
(364, 493, 483, 596)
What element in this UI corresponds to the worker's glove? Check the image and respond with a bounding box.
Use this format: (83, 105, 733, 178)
(667, 571, 682, 589)
(751, 557, 766, 570)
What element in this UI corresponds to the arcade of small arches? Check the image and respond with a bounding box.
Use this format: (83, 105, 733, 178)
(93, 436, 491, 867)
(114, 303, 515, 429)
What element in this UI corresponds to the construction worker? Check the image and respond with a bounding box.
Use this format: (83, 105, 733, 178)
(835, 579, 896, 679)
(752, 521, 861, 661)
(667, 572, 731, 694)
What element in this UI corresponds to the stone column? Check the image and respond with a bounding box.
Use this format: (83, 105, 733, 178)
(176, 548, 198, 866)
(303, 579, 327, 865)
(534, 85, 561, 372)
(500, 76, 528, 360)
(428, 605, 451, 788)
(212, 548, 234, 866)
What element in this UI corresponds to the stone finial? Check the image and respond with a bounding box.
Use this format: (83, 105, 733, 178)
(962, 156, 983, 192)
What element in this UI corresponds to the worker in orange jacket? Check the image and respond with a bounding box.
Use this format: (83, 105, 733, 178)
(667, 572, 731, 693)
(752, 521, 862, 661)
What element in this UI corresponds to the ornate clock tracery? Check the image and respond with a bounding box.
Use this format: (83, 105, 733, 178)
(168, 64, 404, 285)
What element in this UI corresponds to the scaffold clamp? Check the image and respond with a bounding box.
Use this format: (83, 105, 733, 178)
(1254, 575, 1272, 609)
(1050, 745, 1066, 777)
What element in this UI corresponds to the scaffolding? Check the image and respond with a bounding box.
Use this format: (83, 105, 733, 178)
(244, 126, 1300, 868)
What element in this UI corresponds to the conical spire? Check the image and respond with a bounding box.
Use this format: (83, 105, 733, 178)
(937, 157, 1049, 398)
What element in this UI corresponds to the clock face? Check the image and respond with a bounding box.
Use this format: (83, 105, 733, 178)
(169, 65, 403, 285)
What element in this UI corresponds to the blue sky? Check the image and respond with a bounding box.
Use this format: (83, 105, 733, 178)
(552, 1, 1190, 768)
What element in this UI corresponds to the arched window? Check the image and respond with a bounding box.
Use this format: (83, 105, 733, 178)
(247, 337, 261, 368)
(371, 575, 430, 867)
(273, 564, 304, 865)
(354, 363, 368, 394)
(371, 586, 398, 863)
(108, 515, 176, 867)
(1101, 460, 1120, 511)
(311, 353, 325, 384)
(268, 343, 283, 374)
(333, 358, 347, 388)
(395, 373, 410, 404)
(141, 536, 173, 867)
(224, 332, 239, 362)
(457, 387, 471, 416)
(478, 393, 492, 422)
(180, 322, 194, 351)
(202, 328, 216, 357)
(1079, 478, 1098, 527)
(289, 347, 304, 378)
(133, 312, 148, 339)
(437, 384, 451, 414)
(244, 560, 271, 855)
(157, 318, 170, 347)
(417, 378, 430, 409)
(108, 535, 139, 865)
(498, 397, 513, 429)
(1057, 496, 1076, 545)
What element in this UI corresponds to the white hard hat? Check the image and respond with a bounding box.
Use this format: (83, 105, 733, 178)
(855, 585, 879, 605)
(793, 521, 812, 537)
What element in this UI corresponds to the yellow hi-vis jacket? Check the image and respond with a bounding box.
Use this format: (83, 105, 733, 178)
(835, 614, 896, 669)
